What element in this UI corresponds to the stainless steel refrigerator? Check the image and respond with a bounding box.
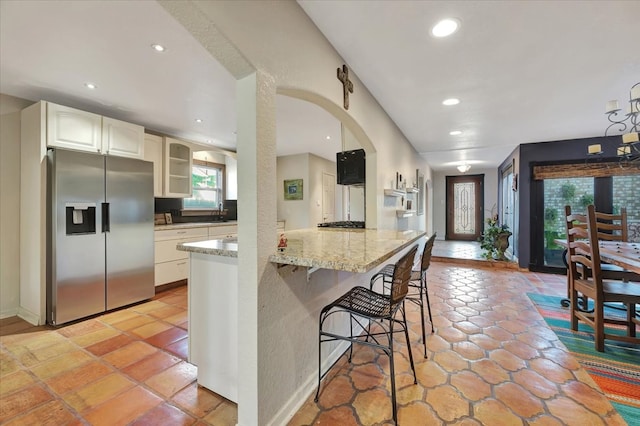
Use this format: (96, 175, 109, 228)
(47, 148, 154, 325)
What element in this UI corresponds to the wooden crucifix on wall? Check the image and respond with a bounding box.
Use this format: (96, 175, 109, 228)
(337, 64, 353, 110)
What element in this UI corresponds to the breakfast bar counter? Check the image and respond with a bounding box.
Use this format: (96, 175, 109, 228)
(268, 228, 426, 272)
(176, 227, 426, 406)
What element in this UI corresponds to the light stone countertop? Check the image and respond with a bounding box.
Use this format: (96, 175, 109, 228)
(177, 228, 426, 273)
(155, 221, 237, 231)
(268, 228, 426, 272)
(177, 238, 238, 258)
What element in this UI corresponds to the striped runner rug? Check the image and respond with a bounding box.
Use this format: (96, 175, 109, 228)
(527, 293, 640, 426)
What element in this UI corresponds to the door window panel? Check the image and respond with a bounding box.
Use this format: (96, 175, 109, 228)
(453, 182, 476, 235)
(543, 177, 594, 267)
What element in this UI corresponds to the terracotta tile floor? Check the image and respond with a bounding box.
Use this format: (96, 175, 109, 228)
(1, 286, 236, 426)
(0, 244, 629, 425)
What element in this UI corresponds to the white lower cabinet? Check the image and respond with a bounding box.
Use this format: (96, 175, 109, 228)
(208, 224, 237, 239)
(154, 226, 208, 286)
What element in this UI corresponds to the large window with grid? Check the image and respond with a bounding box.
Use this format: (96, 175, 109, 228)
(183, 160, 225, 209)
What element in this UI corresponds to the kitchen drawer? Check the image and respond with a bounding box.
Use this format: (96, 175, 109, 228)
(155, 236, 206, 263)
(155, 226, 208, 241)
(208, 225, 237, 238)
(155, 259, 189, 286)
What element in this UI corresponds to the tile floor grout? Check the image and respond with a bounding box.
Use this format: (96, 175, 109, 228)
(1, 244, 632, 425)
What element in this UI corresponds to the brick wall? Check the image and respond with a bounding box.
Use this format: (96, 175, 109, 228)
(544, 176, 640, 242)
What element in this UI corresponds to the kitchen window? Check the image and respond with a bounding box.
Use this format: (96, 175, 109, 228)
(183, 160, 225, 210)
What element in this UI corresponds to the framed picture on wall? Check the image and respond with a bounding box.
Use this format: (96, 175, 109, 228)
(284, 179, 303, 200)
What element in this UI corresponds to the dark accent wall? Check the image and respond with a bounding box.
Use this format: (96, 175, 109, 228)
(516, 135, 621, 269)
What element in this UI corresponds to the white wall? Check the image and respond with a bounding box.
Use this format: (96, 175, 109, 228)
(277, 153, 339, 230)
(432, 168, 499, 240)
(159, 2, 434, 424)
(276, 154, 310, 230)
(0, 94, 32, 318)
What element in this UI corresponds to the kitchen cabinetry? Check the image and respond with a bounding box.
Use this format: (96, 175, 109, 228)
(47, 103, 102, 153)
(208, 224, 237, 240)
(154, 226, 208, 286)
(164, 137, 192, 198)
(46, 102, 144, 159)
(102, 117, 144, 158)
(144, 133, 163, 197)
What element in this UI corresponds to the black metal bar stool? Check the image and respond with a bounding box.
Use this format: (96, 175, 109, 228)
(315, 244, 419, 424)
(370, 233, 436, 358)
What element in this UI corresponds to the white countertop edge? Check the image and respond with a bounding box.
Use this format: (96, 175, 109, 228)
(177, 239, 238, 258)
(156, 221, 237, 230)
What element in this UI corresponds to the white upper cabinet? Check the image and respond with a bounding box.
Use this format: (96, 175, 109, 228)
(143, 133, 164, 197)
(47, 103, 102, 153)
(102, 117, 144, 159)
(46, 102, 144, 159)
(163, 137, 192, 198)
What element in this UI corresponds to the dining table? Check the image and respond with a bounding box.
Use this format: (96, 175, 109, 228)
(554, 239, 640, 274)
(595, 241, 640, 274)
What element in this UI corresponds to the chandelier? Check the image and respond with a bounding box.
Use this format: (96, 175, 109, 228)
(588, 82, 639, 162)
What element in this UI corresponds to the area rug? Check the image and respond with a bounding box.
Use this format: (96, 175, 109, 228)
(527, 293, 640, 426)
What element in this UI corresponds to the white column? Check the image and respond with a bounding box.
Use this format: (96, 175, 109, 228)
(236, 71, 277, 426)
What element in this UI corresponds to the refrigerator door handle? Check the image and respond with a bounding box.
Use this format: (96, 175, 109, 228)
(102, 202, 110, 232)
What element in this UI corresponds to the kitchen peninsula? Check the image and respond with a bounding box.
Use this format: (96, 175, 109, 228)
(177, 227, 426, 403)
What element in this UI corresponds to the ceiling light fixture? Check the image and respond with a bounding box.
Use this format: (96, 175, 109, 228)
(84, 82, 97, 90)
(326, 136, 331, 140)
(195, 118, 203, 123)
(442, 98, 460, 106)
(588, 82, 639, 163)
(457, 163, 471, 173)
(431, 18, 460, 38)
(151, 44, 166, 52)
(449, 130, 463, 136)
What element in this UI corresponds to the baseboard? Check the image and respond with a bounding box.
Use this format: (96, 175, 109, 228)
(267, 339, 351, 426)
(155, 279, 187, 294)
(0, 308, 18, 320)
(17, 306, 41, 325)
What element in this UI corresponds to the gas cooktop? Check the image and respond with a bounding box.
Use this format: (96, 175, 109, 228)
(317, 221, 365, 229)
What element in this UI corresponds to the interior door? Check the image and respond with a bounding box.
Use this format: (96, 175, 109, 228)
(445, 174, 484, 241)
(322, 172, 335, 223)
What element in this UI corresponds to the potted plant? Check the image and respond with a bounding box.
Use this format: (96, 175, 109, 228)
(480, 213, 512, 260)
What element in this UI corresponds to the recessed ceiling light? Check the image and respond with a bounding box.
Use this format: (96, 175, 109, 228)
(442, 98, 460, 106)
(151, 44, 166, 52)
(195, 118, 203, 123)
(431, 18, 460, 38)
(449, 130, 463, 136)
(326, 136, 331, 140)
(84, 82, 97, 90)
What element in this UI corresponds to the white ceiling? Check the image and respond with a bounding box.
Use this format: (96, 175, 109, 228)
(1, 1, 639, 172)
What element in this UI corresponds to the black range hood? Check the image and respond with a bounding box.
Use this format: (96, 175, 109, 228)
(336, 149, 365, 186)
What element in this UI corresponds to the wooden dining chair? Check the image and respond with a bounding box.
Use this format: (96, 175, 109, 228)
(566, 206, 640, 283)
(564, 204, 640, 351)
